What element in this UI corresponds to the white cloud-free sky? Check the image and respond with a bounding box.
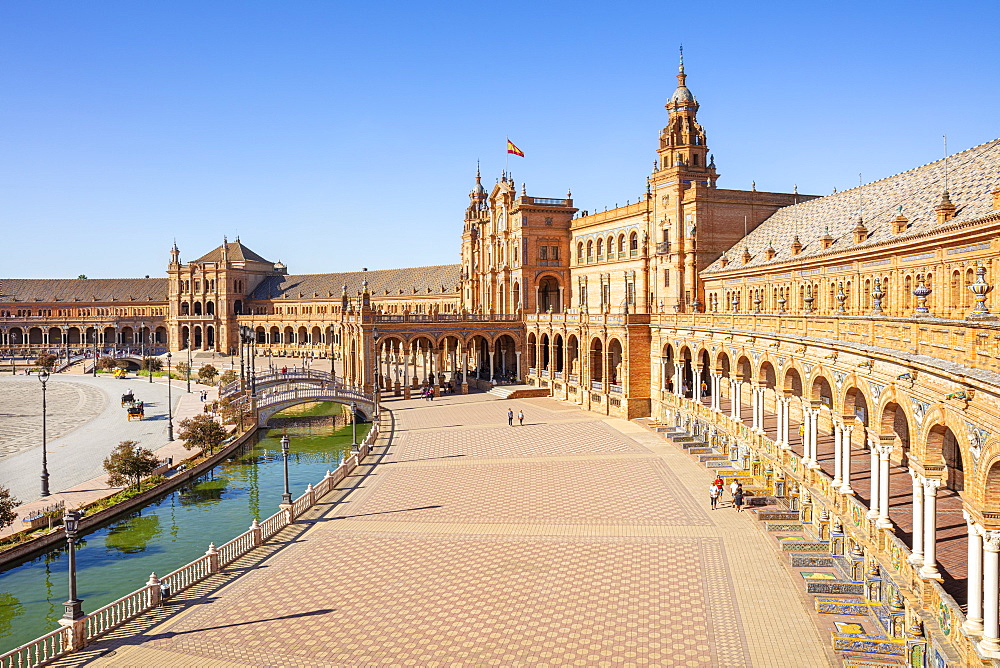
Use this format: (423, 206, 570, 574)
(2, 1, 998, 278)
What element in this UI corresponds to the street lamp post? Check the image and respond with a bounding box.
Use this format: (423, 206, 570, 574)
(38, 370, 51, 497)
(166, 352, 174, 441)
(11, 332, 17, 375)
(186, 344, 192, 394)
(91, 330, 97, 377)
(371, 326, 380, 420)
(350, 401, 358, 452)
(280, 434, 292, 504)
(62, 508, 85, 620)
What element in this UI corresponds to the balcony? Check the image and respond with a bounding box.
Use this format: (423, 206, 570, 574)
(656, 242, 671, 255)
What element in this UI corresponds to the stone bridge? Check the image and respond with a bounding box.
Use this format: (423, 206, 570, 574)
(220, 369, 336, 399)
(255, 385, 374, 426)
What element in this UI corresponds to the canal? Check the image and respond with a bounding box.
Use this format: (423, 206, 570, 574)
(0, 402, 369, 653)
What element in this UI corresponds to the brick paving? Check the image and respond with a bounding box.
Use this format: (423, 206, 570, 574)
(71, 392, 833, 667)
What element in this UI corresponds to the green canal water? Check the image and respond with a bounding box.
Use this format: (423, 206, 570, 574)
(0, 403, 369, 653)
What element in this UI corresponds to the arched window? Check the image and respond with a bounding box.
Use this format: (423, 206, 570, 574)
(577, 242, 583, 263)
(586, 240, 593, 262)
(607, 236, 614, 259)
(618, 234, 626, 255)
(597, 238, 604, 260)
(194, 302, 202, 315)
(629, 232, 638, 255)
(206, 301, 215, 316)
(181, 301, 190, 315)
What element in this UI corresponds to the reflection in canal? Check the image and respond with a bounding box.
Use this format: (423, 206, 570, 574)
(0, 403, 367, 652)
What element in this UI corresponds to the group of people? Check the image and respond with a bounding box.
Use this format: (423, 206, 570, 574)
(709, 475, 745, 512)
(506, 408, 525, 426)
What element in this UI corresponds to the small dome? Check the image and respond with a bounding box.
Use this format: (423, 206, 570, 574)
(470, 181, 486, 197)
(671, 85, 695, 104)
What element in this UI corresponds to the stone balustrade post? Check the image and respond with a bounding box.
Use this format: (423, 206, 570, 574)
(306, 483, 315, 508)
(205, 542, 220, 574)
(250, 518, 262, 547)
(147, 572, 162, 607)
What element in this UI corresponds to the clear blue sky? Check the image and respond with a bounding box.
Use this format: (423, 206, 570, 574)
(2, 1, 997, 278)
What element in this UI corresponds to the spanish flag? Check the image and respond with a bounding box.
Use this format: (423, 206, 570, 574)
(506, 139, 524, 157)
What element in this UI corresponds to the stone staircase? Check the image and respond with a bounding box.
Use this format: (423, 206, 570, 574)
(486, 385, 551, 400)
(632, 419, 918, 667)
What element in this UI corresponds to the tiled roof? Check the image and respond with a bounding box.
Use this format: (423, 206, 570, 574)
(249, 264, 462, 300)
(193, 241, 271, 264)
(704, 138, 1000, 273)
(0, 278, 168, 303)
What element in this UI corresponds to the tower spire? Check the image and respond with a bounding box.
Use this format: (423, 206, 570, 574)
(678, 45, 686, 87)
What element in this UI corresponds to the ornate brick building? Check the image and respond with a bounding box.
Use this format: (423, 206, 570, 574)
(3, 55, 1000, 664)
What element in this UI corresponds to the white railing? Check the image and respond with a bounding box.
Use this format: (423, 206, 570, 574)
(256, 385, 369, 409)
(85, 587, 155, 640)
(1, 415, 383, 668)
(0, 627, 69, 668)
(258, 509, 287, 542)
(217, 530, 256, 568)
(160, 555, 211, 595)
(220, 369, 338, 398)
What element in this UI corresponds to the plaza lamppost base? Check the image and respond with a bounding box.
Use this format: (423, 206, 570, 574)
(63, 598, 84, 621)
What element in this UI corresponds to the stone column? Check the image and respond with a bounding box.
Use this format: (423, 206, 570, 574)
(808, 408, 820, 469)
(730, 379, 740, 420)
(755, 387, 766, 435)
(777, 396, 790, 449)
(840, 424, 854, 494)
(919, 478, 942, 579)
(403, 344, 411, 399)
(908, 469, 924, 565)
(832, 422, 843, 487)
(980, 532, 1000, 654)
(964, 514, 984, 634)
(673, 362, 683, 397)
(711, 374, 722, 412)
(461, 344, 469, 393)
(514, 350, 521, 383)
(867, 441, 880, 519)
(750, 387, 759, 431)
(801, 406, 813, 465)
(488, 348, 495, 383)
(876, 444, 893, 529)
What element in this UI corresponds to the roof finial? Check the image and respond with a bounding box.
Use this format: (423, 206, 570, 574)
(476, 160, 481, 179)
(858, 172, 863, 222)
(676, 44, 687, 87)
(943, 134, 949, 193)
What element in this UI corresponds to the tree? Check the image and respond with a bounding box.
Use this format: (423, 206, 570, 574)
(103, 440, 160, 492)
(0, 486, 20, 530)
(115, 359, 130, 369)
(198, 364, 219, 385)
(77, 275, 87, 280)
(96, 356, 118, 371)
(218, 395, 249, 428)
(219, 369, 236, 387)
(141, 357, 162, 373)
(175, 361, 191, 380)
(177, 414, 228, 454)
(34, 354, 57, 371)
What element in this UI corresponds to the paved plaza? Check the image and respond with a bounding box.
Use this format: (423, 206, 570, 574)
(61, 391, 834, 667)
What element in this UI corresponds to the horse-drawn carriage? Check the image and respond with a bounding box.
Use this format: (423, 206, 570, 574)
(121, 391, 135, 406)
(126, 400, 145, 421)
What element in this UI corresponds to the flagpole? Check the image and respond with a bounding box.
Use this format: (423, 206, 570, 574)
(505, 136, 509, 176)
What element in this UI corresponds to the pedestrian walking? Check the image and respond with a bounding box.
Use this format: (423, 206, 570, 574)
(733, 484, 745, 512)
(700, 380, 708, 397)
(713, 475, 725, 495)
(508, 408, 514, 426)
(709, 484, 721, 510)
(729, 479, 739, 498)
(517, 409, 524, 426)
